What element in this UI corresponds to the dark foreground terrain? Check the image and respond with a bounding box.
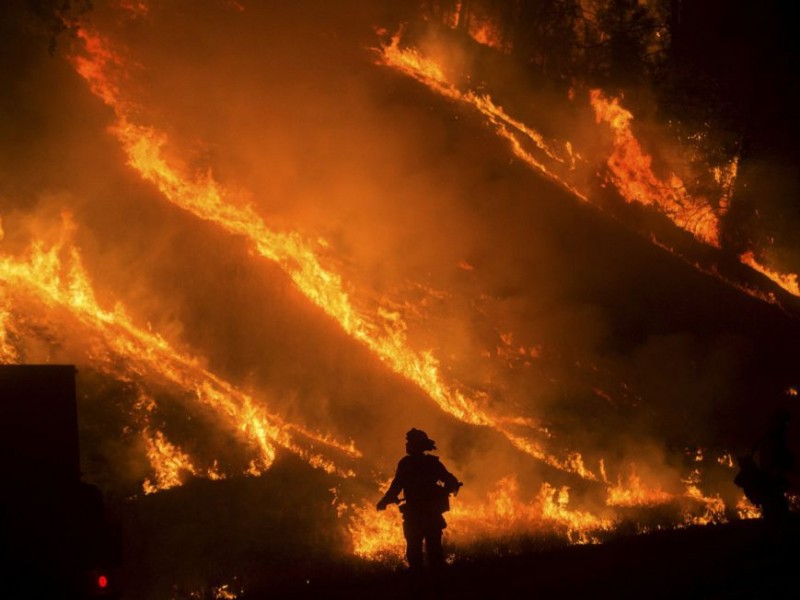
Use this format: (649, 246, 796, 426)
(242, 516, 800, 600)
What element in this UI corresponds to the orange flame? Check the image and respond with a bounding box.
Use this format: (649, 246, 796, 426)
(142, 428, 203, 494)
(468, 20, 504, 51)
(0, 213, 358, 480)
(739, 251, 800, 298)
(735, 495, 761, 520)
(0, 295, 19, 364)
(346, 476, 615, 560)
(378, 35, 588, 201)
(590, 90, 722, 247)
(381, 35, 800, 311)
(70, 26, 601, 480)
(606, 466, 673, 507)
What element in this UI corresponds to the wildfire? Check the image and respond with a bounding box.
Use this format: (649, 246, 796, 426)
(12, 8, 781, 567)
(380, 32, 800, 310)
(739, 251, 800, 298)
(345, 502, 406, 562)
(449, 477, 612, 545)
(735, 495, 762, 520)
(378, 34, 588, 201)
(346, 476, 614, 561)
(682, 485, 727, 526)
(0, 213, 359, 481)
(606, 466, 673, 507)
(680, 469, 727, 526)
(0, 296, 19, 363)
(69, 26, 605, 480)
(590, 90, 722, 247)
(142, 428, 203, 494)
(467, 20, 505, 52)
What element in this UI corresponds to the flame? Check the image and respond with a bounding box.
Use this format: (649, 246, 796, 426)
(682, 485, 727, 526)
(346, 476, 615, 560)
(346, 503, 406, 562)
(606, 466, 673, 507)
(680, 470, 727, 526)
(381, 34, 800, 311)
(28, 13, 768, 561)
(142, 428, 202, 494)
(716, 452, 735, 468)
(736, 495, 762, 520)
(378, 35, 588, 201)
(0, 296, 19, 363)
(69, 26, 605, 480)
(449, 478, 612, 545)
(468, 20, 504, 51)
(0, 213, 358, 480)
(739, 251, 800, 298)
(590, 90, 722, 247)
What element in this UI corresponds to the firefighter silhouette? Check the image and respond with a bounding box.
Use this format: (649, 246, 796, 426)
(376, 428, 462, 574)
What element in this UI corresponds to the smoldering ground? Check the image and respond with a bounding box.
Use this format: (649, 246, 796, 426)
(2, 1, 800, 597)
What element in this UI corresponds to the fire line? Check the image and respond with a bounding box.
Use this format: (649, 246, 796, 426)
(69, 26, 601, 480)
(0, 215, 359, 484)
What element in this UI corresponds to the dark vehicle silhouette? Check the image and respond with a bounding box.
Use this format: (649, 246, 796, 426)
(0, 365, 120, 599)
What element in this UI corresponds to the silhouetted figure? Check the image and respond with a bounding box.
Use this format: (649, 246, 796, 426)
(735, 409, 794, 522)
(377, 429, 462, 581)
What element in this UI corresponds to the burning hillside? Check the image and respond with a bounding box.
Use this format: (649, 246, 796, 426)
(1, 1, 799, 597)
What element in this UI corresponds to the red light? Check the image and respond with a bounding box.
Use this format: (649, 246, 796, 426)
(97, 575, 108, 589)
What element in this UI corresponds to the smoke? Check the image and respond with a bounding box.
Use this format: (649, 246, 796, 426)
(2, 1, 800, 595)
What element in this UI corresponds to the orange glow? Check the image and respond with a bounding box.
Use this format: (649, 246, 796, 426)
(142, 428, 201, 494)
(468, 20, 504, 51)
(19, 14, 766, 564)
(682, 484, 727, 526)
(346, 502, 406, 562)
(736, 495, 762, 520)
(346, 476, 615, 560)
(0, 213, 359, 481)
(381, 35, 800, 313)
(606, 466, 673, 507)
(680, 470, 727, 526)
(739, 251, 800, 298)
(70, 26, 604, 481)
(449, 478, 613, 545)
(378, 35, 588, 202)
(0, 297, 19, 363)
(590, 90, 722, 247)
(116, 0, 149, 17)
